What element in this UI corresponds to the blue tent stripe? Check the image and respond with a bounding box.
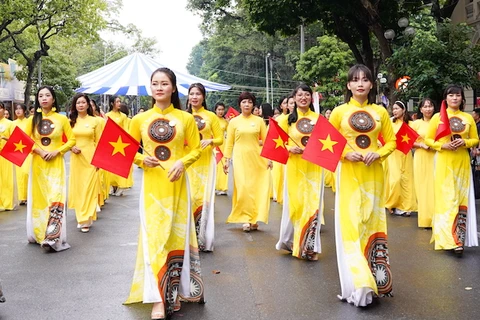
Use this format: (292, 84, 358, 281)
(138, 86, 148, 96)
(76, 52, 231, 96)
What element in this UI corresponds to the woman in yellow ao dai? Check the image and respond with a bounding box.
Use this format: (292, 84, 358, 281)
(276, 85, 324, 261)
(329, 65, 396, 307)
(384, 101, 417, 216)
(125, 68, 204, 319)
(25, 86, 75, 252)
(214, 102, 229, 195)
(271, 96, 290, 204)
(68, 94, 102, 233)
(223, 91, 272, 232)
(425, 85, 479, 254)
(105, 96, 130, 196)
(0, 102, 17, 211)
(186, 83, 223, 252)
(12, 104, 30, 204)
(323, 108, 336, 192)
(411, 98, 436, 228)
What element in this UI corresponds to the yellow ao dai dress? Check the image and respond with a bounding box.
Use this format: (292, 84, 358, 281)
(68, 115, 102, 228)
(330, 99, 396, 307)
(215, 116, 229, 193)
(425, 108, 479, 250)
(25, 112, 75, 251)
(224, 114, 271, 225)
(384, 120, 417, 214)
(275, 110, 324, 260)
(125, 104, 204, 316)
(187, 107, 223, 251)
(12, 117, 30, 202)
(0, 117, 17, 211)
(411, 119, 435, 227)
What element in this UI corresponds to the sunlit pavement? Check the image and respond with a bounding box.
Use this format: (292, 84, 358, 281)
(1, 165, 480, 319)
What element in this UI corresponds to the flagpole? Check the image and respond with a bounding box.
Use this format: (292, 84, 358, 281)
(139, 146, 165, 170)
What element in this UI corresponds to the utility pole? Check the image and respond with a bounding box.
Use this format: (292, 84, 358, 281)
(265, 53, 270, 103)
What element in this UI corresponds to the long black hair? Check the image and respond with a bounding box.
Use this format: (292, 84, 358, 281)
(150, 68, 181, 110)
(288, 84, 315, 126)
(186, 83, 207, 113)
(416, 98, 437, 120)
(278, 95, 289, 115)
(344, 64, 376, 105)
(392, 100, 411, 123)
(444, 84, 466, 111)
(108, 95, 119, 112)
(14, 103, 27, 119)
(69, 93, 93, 127)
(32, 85, 59, 133)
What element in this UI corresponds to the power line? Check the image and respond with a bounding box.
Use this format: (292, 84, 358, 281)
(208, 68, 300, 84)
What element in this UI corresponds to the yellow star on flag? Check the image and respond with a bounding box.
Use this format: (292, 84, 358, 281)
(319, 134, 338, 153)
(109, 136, 130, 156)
(273, 136, 285, 149)
(401, 134, 411, 144)
(14, 140, 27, 153)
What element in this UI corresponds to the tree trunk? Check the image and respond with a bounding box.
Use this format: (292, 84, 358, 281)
(24, 60, 37, 107)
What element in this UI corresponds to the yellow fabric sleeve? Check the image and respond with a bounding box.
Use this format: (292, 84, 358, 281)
(424, 114, 443, 151)
(129, 114, 147, 167)
(377, 108, 396, 160)
(181, 113, 202, 168)
(223, 119, 235, 159)
(464, 114, 479, 148)
(209, 112, 224, 147)
(58, 115, 75, 155)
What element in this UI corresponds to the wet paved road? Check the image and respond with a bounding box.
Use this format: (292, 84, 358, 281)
(1, 167, 480, 319)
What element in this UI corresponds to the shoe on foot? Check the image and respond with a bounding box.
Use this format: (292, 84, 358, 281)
(81, 227, 90, 233)
(151, 302, 165, 320)
(242, 223, 251, 232)
(250, 223, 259, 231)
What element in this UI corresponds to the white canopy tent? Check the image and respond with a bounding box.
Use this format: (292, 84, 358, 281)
(76, 52, 231, 97)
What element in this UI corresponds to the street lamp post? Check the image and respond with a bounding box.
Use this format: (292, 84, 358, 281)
(269, 56, 273, 104)
(265, 53, 270, 103)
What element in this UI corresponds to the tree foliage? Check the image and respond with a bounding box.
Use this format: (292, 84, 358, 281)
(295, 36, 355, 108)
(185, 7, 324, 107)
(1, 0, 110, 105)
(388, 17, 480, 105)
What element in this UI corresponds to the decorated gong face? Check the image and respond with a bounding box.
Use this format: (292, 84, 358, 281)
(449, 117, 466, 133)
(39, 119, 55, 136)
(301, 136, 310, 147)
(41, 137, 51, 146)
(355, 134, 371, 149)
(154, 145, 171, 161)
(296, 118, 314, 134)
(349, 111, 375, 132)
(194, 115, 206, 131)
(148, 119, 176, 143)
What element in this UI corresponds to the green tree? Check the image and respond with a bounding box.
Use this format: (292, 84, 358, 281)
(186, 7, 324, 107)
(2, 0, 109, 105)
(188, 0, 465, 104)
(387, 17, 480, 105)
(295, 35, 355, 109)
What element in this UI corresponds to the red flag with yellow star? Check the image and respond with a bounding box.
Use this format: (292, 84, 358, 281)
(260, 117, 289, 164)
(225, 107, 240, 120)
(214, 146, 224, 164)
(302, 115, 347, 172)
(91, 118, 139, 178)
(0, 126, 34, 167)
(435, 100, 452, 141)
(395, 121, 419, 155)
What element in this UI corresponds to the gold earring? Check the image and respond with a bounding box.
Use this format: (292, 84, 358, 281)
(36, 108, 42, 113)
(52, 107, 57, 112)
